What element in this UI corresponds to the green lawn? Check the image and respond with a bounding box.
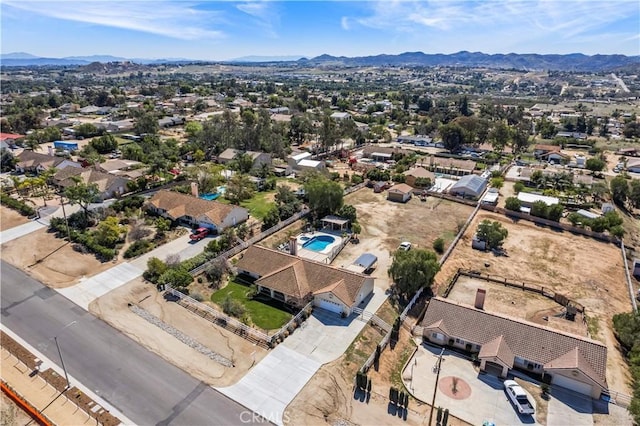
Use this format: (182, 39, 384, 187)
(240, 192, 275, 220)
(210, 280, 291, 330)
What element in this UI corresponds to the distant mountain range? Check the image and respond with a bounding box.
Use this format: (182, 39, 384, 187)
(2, 51, 638, 71)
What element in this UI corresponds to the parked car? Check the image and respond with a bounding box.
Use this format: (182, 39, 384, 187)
(398, 241, 412, 251)
(504, 380, 535, 415)
(189, 227, 210, 241)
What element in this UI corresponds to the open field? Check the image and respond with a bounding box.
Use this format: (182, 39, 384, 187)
(0, 206, 30, 231)
(89, 277, 267, 387)
(436, 210, 633, 394)
(1, 228, 117, 288)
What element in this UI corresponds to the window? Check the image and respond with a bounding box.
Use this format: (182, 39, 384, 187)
(455, 338, 463, 344)
(432, 332, 444, 340)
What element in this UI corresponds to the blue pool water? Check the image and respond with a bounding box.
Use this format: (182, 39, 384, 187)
(200, 186, 226, 201)
(302, 235, 336, 252)
(200, 193, 220, 201)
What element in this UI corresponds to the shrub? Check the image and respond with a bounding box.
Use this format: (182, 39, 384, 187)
(158, 268, 193, 289)
(433, 237, 445, 254)
(129, 224, 153, 240)
(0, 193, 35, 217)
(505, 197, 522, 212)
(191, 292, 204, 302)
(350, 174, 364, 185)
(111, 195, 145, 212)
(124, 240, 153, 258)
(513, 181, 525, 194)
(221, 295, 245, 318)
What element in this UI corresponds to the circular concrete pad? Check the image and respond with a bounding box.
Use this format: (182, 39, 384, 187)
(439, 376, 472, 400)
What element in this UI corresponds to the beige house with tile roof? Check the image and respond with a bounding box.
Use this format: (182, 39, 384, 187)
(147, 190, 248, 233)
(422, 297, 607, 398)
(235, 245, 374, 315)
(53, 167, 130, 201)
(15, 151, 81, 175)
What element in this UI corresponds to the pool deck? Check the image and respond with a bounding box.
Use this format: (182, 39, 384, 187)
(295, 231, 344, 264)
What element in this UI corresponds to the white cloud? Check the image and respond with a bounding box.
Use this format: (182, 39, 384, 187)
(341, 16, 350, 30)
(236, 1, 279, 38)
(3, 0, 225, 40)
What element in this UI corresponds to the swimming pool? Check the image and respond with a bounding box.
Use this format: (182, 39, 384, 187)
(302, 235, 336, 252)
(200, 193, 220, 201)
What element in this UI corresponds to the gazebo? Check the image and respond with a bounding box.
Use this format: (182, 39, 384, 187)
(321, 215, 350, 231)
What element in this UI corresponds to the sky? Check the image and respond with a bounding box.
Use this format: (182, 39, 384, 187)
(1, 0, 639, 60)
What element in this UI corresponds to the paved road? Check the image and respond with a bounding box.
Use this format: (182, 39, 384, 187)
(1, 260, 259, 426)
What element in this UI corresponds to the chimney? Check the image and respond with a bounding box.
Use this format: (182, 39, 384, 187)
(289, 236, 297, 256)
(48, 145, 54, 156)
(474, 289, 486, 310)
(191, 182, 199, 198)
(429, 155, 434, 167)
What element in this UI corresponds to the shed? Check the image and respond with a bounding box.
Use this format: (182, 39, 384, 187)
(576, 209, 599, 220)
(448, 174, 488, 199)
(387, 183, 413, 203)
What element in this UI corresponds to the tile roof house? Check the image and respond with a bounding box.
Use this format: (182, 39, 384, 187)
(422, 297, 607, 398)
(423, 156, 476, 176)
(15, 151, 81, 175)
(52, 167, 130, 201)
(403, 167, 434, 188)
(147, 190, 248, 233)
(217, 148, 272, 170)
(235, 245, 374, 315)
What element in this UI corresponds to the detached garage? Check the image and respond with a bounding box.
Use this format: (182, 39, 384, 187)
(387, 183, 413, 203)
(448, 174, 488, 200)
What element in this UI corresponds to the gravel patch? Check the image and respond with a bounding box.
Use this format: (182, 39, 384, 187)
(130, 304, 233, 367)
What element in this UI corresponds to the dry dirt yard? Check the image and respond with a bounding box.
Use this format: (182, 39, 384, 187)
(1, 228, 118, 288)
(89, 277, 267, 387)
(436, 210, 633, 395)
(0, 206, 30, 231)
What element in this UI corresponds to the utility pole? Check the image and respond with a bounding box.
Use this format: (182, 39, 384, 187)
(427, 348, 445, 426)
(54, 336, 70, 390)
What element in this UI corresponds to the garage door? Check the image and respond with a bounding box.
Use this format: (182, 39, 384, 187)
(315, 298, 343, 314)
(552, 373, 593, 396)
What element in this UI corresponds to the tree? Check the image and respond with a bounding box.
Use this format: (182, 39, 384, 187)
(155, 217, 171, 236)
(629, 180, 640, 208)
(530, 200, 549, 218)
(388, 249, 440, 296)
(94, 216, 126, 248)
(89, 134, 118, 154)
(514, 182, 525, 194)
(351, 222, 361, 239)
(612, 311, 640, 425)
(337, 204, 357, 223)
(262, 205, 280, 230)
(610, 176, 629, 206)
(530, 170, 545, 189)
(144, 257, 167, 283)
(490, 177, 504, 190)
(134, 112, 159, 135)
(64, 177, 99, 217)
(158, 268, 193, 289)
(304, 176, 344, 219)
(205, 259, 228, 289)
(476, 220, 508, 250)
(439, 123, 465, 153)
(0, 148, 15, 172)
(585, 158, 605, 174)
(547, 204, 564, 222)
(505, 197, 522, 212)
(225, 174, 255, 204)
(489, 122, 511, 153)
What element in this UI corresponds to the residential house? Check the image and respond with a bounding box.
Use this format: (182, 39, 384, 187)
(362, 146, 408, 161)
(147, 190, 248, 233)
(423, 156, 476, 176)
(403, 167, 434, 188)
(387, 183, 413, 203)
(52, 167, 130, 201)
(15, 151, 81, 175)
(287, 152, 326, 174)
(158, 116, 186, 128)
(422, 297, 607, 398)
(218, 148, 272, 170)
(517, 192, 560, 214)
(533, 144, 560, 158)
(235, 245, 374, 315)
(448, 174, 488, 199)
(330, 112, 352, 121)
(556, 131, 588, 140)
(540, 151, 571, 165)
(0, 132, 24, 149)
(627, 158, 640, 173)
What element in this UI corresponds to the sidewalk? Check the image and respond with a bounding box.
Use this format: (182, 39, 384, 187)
(1, 348, 94, 425)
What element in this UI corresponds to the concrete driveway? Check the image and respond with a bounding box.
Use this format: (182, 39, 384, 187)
(405, 344, 540, 426)
(547, 387, 593, 426)
(218, 286, 389, 425)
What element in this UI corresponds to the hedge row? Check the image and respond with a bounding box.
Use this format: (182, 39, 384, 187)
(49, 217, 116, 261)
(124, 240, 154, 259)
(0, 193, 35, 217)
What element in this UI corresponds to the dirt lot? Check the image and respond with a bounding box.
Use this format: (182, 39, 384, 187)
(330, 189, 475, 292)
(436, 210, 633, 394)
(1, 228, 118, 288)
(89, 278, 267, 387)
(447, 275, 588, 337)
(0, 392, 32, 426)
(0, 206, 29, 231)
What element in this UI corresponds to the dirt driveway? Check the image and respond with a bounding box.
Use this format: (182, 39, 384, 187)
(437, 211, 633, 394)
